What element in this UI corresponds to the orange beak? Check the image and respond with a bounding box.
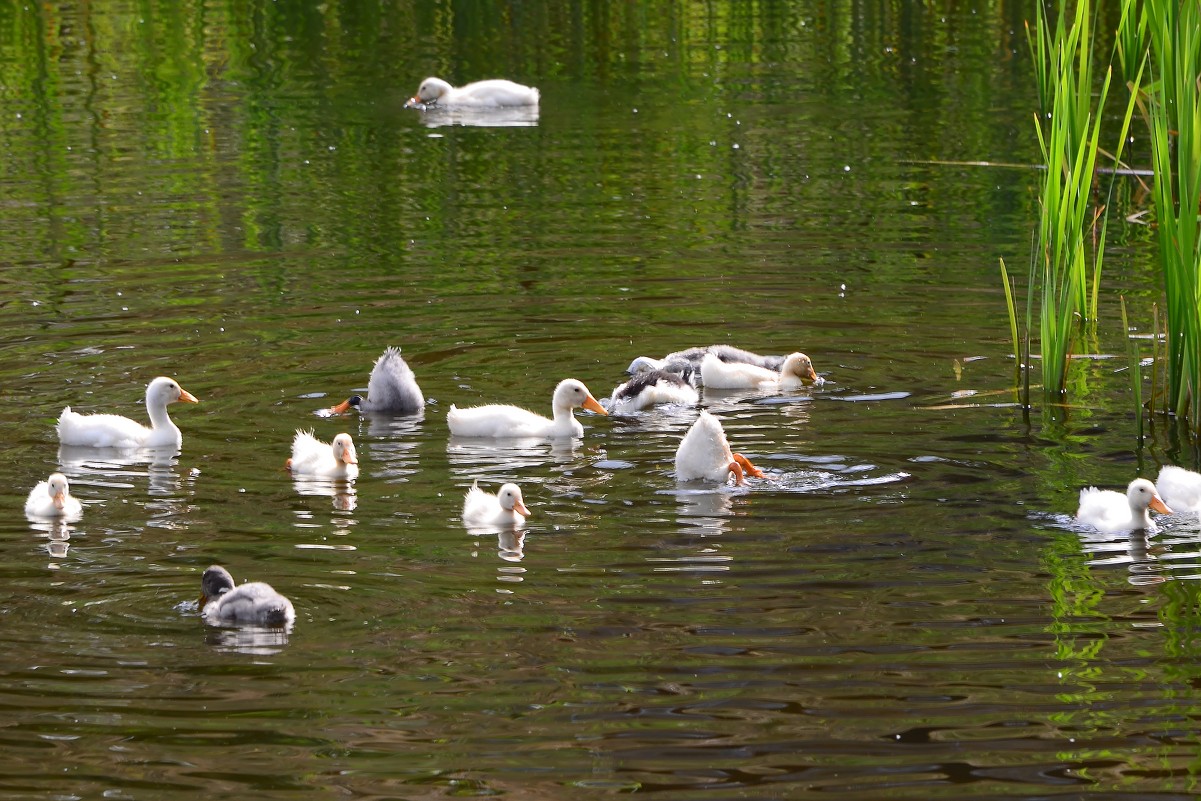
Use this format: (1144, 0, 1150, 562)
(52, 491, 66, 510)
(805, 367, 819, 384)
(733, 453, 765, 479)
(1152, 495, 1173, 515)
(198, 593, 209, 609)
(515, 499, 531, 517)
(178, 388, 199, 404)
(583, 395, 608, 415)
(330, 398, 353, 415)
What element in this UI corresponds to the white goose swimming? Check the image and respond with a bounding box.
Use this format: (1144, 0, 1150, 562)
(462, 481, 530, 527)
(405, 77, 539, 108)
(200, 565, 295, 627)
(56, 376, 199, 449)
(286, 430, 359, 479)
(24, 472, 83, 519)
(447, 379, 607, 438)
(700, 351, 821, 390)
(627, 345, 786, 376)
(1156, 465, 1201, 514)
(1077, 478, 1173, 533)
(675, 411, 765, 484)
(329, 347, 424, 415)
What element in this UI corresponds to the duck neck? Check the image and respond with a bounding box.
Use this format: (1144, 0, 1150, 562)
(147, 396, 177, 434)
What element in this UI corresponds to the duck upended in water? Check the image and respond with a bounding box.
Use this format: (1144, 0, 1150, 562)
(463, 481, 530, 528)
(329, 347, 423, 415)
(24, 472, 83, 519)
(1076, 478, 1173, 533)
(700, 351, 821, 390)
(200, 565, 295, 628)
(405, 77, 540, 109)
(447, 379, 607, 438)
(627, 345, 786, 377)
(286, 430, 359, 479)
(1156, 465, 1201, 515)
(56, 376, 199, 449)
(675, 411, 765, 484)
(607, 368, 699, 412)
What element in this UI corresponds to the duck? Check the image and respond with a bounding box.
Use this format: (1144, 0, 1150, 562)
(607, 368, 699, 412)
(700, 351, 821, 390)
(286, 430, 359, 479)
(329, 347, 423, 415)
(627, 345, 786, 376)
(405, 77, 540, 109)
(200, 565, 295, 627)
(463, 481, 530, 527)
(24, 472, 83, 519)
(675, 410, 765, 484)
(1156, 465, 1201, 513)
(1077, 478, 1173, 533)
(447, 379, 607, 438)
(56, 376, 199, 449)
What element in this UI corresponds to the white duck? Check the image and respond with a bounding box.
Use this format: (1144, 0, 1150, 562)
(405, 77, 539, 108)
(607, 368, 699, 412)
(675, 411, 765, 484)
(1077, 478, 1173, 533)
(200, 565, 295, 627)
(56, 376, 199, 449)
(627, 345, 786, 376)
(286, 430, 359, 479)
(1156, 465, 1201, 514)
(329, 346, 424, 415)
(447, 379, 607, 438)
(463, 481, 531, 527)
(24, 472, 83, 519)
(700, 351, 821, 390)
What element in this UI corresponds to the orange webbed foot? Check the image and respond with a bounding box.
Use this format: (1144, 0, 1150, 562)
(733, 453, 764, 479)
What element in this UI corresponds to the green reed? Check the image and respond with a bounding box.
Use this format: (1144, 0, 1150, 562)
(1145, 0, 1201, 430)
(1011, 0, 1141, 403)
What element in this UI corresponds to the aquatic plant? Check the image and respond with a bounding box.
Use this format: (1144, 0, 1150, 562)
(1013, 0, 1141, 404)
(1145, 0, 1201, 430)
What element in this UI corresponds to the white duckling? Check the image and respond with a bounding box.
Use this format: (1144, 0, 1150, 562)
(462, 481, 531, 527)
(675, 411, 765, 484)
(700, 351, 821, 390)
(24, 472, 83, 519)
(607, 368, 699, 412)
(1156, 465, 1201, 514)
(447, 379, 607, 438)
(1077, 478, 1173, 533)
(627, 345, 786, 376)
(329, 346, 424, 415)
(200, 565, 295, 627)
(56, 376, 199, 449)
(405, 77, 539, 108)
(286, 430, 359, 479)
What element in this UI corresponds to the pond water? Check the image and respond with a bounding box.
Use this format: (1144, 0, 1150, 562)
(2, 1, 1199, 799)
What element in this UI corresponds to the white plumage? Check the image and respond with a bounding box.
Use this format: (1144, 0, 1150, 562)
(24, 473, 82, 519)
(330, 347, 423, 414)
(607, 368, 699, 412)
(463, 481, 530, 527)
(201, 565, 295, 628)
(700, 352, 820, 390)
(1077, 478, 1172, 533)
(56, 376, 199, 449)
(674, 411, 764, 484)
(287, 430, 359, 479)
(1156, 465, 1201, 514)
(405, 77, 539, 108)
(447, 379, 607, 438)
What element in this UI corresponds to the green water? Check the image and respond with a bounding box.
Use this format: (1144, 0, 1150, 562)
(1, 1, 1199, 799)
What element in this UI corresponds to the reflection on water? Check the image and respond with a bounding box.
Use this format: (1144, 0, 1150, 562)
(291, 475, 358, 513)
(27, 518, 75, 560)
(412, 106, 540, 128)
(203, 623, 292, 656)
(1074, 516, 1201, 586)
(446, 436, 582, 479)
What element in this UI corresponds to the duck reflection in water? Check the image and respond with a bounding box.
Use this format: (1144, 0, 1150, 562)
(1075, 527, 1166, 587)
(291, 474, 358, 512)
(412, 105, 540, 128)
(28, 518, 75, 559)
(447, 436, 580, 478)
